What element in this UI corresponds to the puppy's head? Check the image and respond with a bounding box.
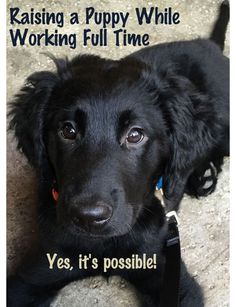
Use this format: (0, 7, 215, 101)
(10, 54, 205, 238)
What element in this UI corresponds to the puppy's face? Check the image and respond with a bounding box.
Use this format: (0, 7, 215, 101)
(44, 57, 169, 237)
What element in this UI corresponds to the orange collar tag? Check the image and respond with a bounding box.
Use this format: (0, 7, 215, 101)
(52, 188, 59, 202)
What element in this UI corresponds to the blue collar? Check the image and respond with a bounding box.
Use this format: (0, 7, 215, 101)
(156, 176, 163, 190)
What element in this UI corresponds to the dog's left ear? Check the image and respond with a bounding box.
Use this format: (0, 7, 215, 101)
(9, 71, 58, 169)
(152, 70, 219, 210)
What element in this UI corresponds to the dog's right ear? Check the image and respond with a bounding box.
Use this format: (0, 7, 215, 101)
(9, 71, 59, 169)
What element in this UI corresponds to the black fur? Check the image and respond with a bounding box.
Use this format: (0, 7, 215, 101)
(8, 3, 229, 307)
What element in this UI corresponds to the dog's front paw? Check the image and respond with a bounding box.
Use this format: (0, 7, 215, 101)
(7, 275, 53, 307)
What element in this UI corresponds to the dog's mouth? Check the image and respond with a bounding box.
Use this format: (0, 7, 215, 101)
(69, 220, 116, 239)
(70, 214, 111, 236)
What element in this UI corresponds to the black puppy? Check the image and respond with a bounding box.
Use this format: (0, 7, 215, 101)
(8, 2, 229, 307)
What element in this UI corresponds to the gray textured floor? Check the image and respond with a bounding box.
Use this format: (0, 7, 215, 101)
(7, 0, 229, 306)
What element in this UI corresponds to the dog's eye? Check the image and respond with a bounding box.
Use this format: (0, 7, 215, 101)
(60, 122, 77, 140)
(126, 128, 144, 144)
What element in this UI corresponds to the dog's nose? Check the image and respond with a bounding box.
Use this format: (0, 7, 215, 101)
(72, 201, 113, 230)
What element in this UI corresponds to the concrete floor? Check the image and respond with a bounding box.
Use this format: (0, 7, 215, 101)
(7, 0, 229, 306)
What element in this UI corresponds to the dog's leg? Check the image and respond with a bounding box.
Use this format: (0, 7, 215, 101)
(8, 275, 57, 307)
(185, 158, 223, 198)
(163, 155, 226, 210)
(125, 261, 204, 307)
(7, 248, 92, 307)
(179, 262, 204, 307)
